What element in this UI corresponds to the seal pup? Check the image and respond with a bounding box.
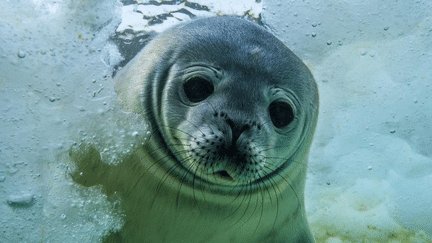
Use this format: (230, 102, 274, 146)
(111, 16, 318, 242)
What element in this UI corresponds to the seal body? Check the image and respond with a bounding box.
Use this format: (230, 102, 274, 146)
(114, 16, 318, 243)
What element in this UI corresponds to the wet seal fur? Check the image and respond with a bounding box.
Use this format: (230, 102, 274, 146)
(81, 16, 318, 242)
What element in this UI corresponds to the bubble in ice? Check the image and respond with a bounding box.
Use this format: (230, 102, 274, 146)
(7, 193, 35, 207)
(17, 51, 26, 58)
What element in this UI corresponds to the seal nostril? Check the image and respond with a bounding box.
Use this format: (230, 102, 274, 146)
(226, 118, 251, 145)
(226, 118, 234, 128)
(240, 124, 250, 133)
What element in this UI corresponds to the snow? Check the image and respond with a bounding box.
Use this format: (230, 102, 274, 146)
(0, 0, 431, 242)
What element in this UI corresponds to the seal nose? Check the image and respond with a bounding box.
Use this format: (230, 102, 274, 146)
(226, 118, 250, 146)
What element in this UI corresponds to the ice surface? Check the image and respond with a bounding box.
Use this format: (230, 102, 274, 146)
(0, 0, 126, 241)
(1, 0, 431, 242)
(263, 0, 432, 241)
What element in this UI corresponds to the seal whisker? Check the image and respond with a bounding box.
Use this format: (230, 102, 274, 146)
(266, 176, 283, 233)
(241, 183, 261, 224)
(128, 141, 189, 198)
(149, 158, 183, 210)
(218, 181, 252, 219)
(249, 182, 266, 236)
(271, 169, 303, 212)
(158, 124, 197, 139)
(223, 183, 254, 228)
(191, 156, 207, 214)
(185, 118, 216, 137)
(264, 155, 311, 170)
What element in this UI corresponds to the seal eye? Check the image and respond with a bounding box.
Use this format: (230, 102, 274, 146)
(183, 77, 214, 103)
(269, 100, 294, 128)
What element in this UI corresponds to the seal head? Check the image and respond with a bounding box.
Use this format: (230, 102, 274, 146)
(114, 16, 318, 242)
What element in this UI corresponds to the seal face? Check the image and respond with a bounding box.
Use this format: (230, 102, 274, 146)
(114, 16, 318, 242)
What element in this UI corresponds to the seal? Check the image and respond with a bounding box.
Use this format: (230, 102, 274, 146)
(113, 16, 318, 242)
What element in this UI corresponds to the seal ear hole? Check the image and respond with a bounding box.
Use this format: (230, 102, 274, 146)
(183, 77, 214, 103)
(269, 100, 295, 128)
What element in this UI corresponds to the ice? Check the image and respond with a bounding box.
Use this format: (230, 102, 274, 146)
(263, 0, 432, 241)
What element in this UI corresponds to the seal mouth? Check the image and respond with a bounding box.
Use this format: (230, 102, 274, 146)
(212, 170, 234, 182)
